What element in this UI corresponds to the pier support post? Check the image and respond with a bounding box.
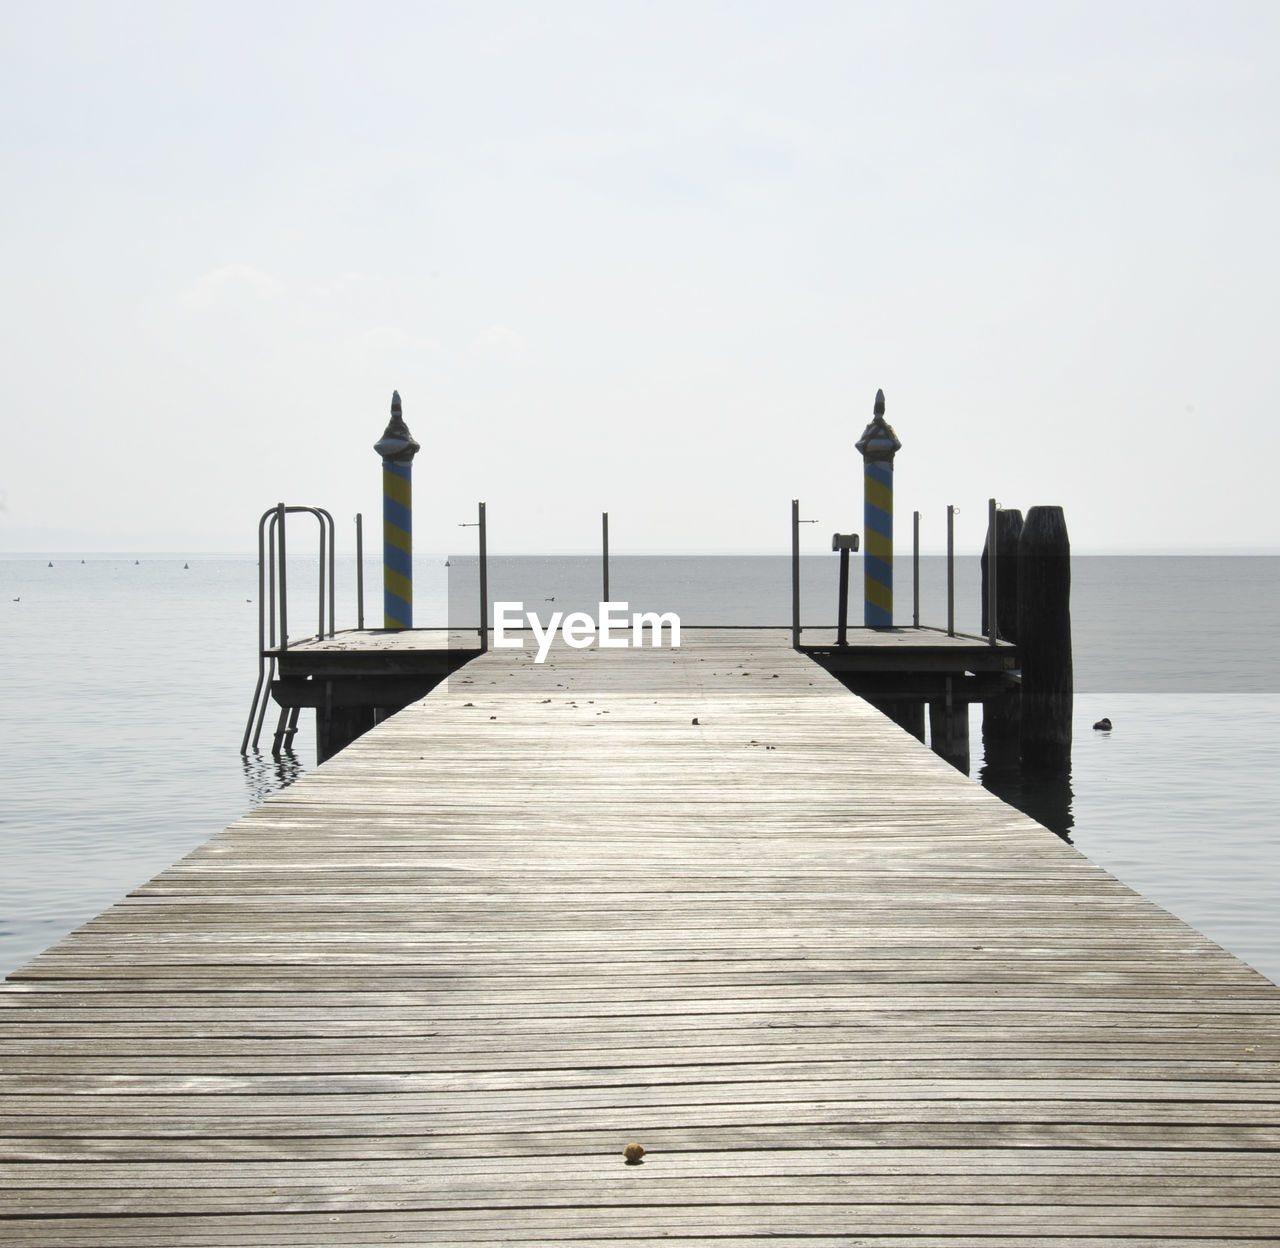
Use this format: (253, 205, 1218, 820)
(981, 507, 1024, 753)
(982, 683, 1022, 767)
(318, 702, 376, 765)
(929, 697, 970, 773)
(373, 391, 420, 630)
(981, 507, 1024, 641)
(1017, 505, 1073, 771)
(855, 389, 901, 628)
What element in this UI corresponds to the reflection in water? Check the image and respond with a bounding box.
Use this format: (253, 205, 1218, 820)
(978, 758, 1075, 842)
(241, 750, 305, 805)
(969, 705, 1075, 841)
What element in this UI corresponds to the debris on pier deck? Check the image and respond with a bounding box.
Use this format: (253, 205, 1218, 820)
(2, 629, 1278, 1244)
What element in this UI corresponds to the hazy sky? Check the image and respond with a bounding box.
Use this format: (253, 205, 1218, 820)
(3, 1, 1277, 555)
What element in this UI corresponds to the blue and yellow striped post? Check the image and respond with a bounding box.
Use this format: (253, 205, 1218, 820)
(372, 390, 420, 629)
(855, 388, 902, 628)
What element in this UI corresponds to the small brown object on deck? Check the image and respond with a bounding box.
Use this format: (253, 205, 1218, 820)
(624, 1143, 646, 1164)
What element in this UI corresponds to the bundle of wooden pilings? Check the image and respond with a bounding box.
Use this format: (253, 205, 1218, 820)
(982, 505, 1072, 773)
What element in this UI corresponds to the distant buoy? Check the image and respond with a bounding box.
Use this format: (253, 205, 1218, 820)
(184, 563, 189, 569)
(1092, 718, 1112, 731)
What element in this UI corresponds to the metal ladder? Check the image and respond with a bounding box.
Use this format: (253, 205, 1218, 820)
(241, 503, 336, 755)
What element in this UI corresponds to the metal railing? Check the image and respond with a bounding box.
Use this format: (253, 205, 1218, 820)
(790, 498, 985, 646)
(241, 503, 336, 754)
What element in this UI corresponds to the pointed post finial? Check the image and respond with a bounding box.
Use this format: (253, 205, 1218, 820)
(855, 388, 900, 464)
(374, 390, 419, 464)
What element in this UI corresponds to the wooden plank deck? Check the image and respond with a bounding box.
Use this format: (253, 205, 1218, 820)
(2, 628, 1278, 1245)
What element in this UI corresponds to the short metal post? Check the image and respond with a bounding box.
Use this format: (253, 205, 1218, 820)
(946, 504, 955, 638)
(831, 532, 859, 647)
(837, 547, 850, 646)
(478, 501, 488, 653)
(987, 497, 998, 647)
(355, 513, 364, 630)
(912, 510, 920, 628)
(791, 499, 800, 649)
(602, 511, 610, 601)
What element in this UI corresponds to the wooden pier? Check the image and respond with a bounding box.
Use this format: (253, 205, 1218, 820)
(3, 628, 1279, 1244)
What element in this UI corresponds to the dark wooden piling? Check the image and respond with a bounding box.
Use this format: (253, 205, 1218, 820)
(981, 507, 1024, 641)
(981, 681, 1022, 766)
(1016, 505, 1072, 771)
(981, 508, 1024, 752)
(929, 691, 970, 772)
(317, 702, 376, 764)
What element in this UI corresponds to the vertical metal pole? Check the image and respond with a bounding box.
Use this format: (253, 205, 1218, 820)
(987, 497, 998, 647)
(837, 547, 850, 646)
(277, 502, 289, 652)
(326, 510, 336, 637)
(317, 520, 326, 640)
(946, 504, 955, 638)
(267, 509, 278, 648)
(478, 501, 488, 653)
(373, 391, 420, 630)
(791, 499, 800, 649)
(355, 513, 364, 630)
(602, 511, 610, 602)
(912, 510, 920, 629)
(256, 512, 269, 655)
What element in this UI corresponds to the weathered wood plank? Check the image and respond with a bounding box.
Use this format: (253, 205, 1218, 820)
(3, 628, 1279, 1242)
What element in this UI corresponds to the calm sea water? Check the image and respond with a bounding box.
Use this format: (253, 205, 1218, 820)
(1, 554, 1276, 984)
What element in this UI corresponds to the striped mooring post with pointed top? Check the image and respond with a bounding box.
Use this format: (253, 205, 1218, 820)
(372, 390, 420, 630)
(855, 389, 902, 628)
